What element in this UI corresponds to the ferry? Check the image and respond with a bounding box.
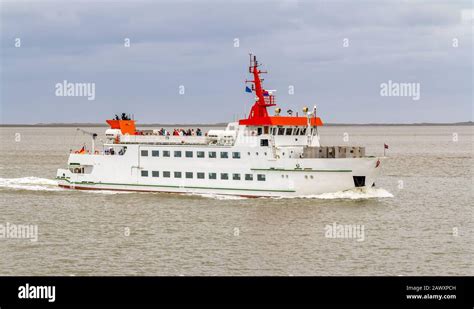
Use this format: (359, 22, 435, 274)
(56, 55, 382, 197)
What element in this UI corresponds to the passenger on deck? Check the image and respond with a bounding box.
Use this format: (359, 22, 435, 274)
(196, 128, 202, 136)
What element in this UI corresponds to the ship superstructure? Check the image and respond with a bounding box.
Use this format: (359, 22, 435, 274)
(56, 55, 381, 197)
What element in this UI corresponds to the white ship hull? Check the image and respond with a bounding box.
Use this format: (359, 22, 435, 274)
(56, 144, 380, 197)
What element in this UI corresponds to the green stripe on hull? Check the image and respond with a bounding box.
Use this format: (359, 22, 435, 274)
(250, 168, 352, 173)
(55, 178, 295, 193)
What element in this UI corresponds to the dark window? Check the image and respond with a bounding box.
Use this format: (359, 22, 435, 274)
(294, 128, 300, 135)
(353, 176, 366, 187)
(257, 174, 266, 181)
(152, 171, 159, 177)
(141, 170, 149, 177)
(163, 151, 170, 157)
(257, 127, 263, 135)
(209, 173, 217, 179)
(285, 128, 292, 135)
(163, 171, 171, 178)
(300, 128, 306, 135)
(197, 151, 205, 158)
(232, 173, 241, 180)
(232, 152, 241, 159)
(141, 150, 148, 157)
(174, 151, 182, 158)
(209, 151, 217, 158)
(278, 127, 285, 135)
(220, 173, 229, 180)
(174, 172, 182, 178)
(185, 151, 193, 158)
(197, 172, 205, 179)
(152, 150, 159, 157)
(260, 139, 269, 147)
(220, 152, 228, 159)
(185, 172, 193, 179)
(245, 174, 253, 181)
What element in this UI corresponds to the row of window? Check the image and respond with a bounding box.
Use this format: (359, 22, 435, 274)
(141, 150, 241, 159)
(256, 127, 318, 136)
(140, 170, 266, 181)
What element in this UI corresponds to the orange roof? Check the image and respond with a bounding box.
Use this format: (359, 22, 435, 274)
(106, 120, 137, 135)
(239, 116, 323, 126)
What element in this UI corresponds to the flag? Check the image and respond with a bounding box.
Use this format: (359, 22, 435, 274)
(384, 143, 389, 149)
(79, 146, 86, 154)
(245, 86, 252, 93)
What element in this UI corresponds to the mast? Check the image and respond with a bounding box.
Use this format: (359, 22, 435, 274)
(245, 54, 276, 119)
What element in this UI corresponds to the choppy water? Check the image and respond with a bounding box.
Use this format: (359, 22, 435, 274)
(0, 126, 472, 275)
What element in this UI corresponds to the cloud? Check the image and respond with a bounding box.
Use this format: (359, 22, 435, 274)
(0, 0, 472, 124)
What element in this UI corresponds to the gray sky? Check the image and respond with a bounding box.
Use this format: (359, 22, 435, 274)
(1, 0, 472, 124)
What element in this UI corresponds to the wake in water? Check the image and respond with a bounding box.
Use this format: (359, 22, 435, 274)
(0, 177, 130, 194)
(278, 187, 394, 200)
(0, 177, 63, 191)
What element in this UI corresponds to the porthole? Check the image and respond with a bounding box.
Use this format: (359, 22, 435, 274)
(310, 175, 314, 179)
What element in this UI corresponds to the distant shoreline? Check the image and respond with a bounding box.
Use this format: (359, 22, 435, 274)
(0, 121, 472, 127)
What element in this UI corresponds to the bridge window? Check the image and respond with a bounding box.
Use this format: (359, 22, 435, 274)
(141, 170, 149, 177)
(300, 128, 306, 135)
(209, 151, 217, 158)
(220, 152, 228, 159)
(232, 173, 241, 180)
(285, 128, 292, 135)
(257, 174, 266, 181)
(163, 171, 171, 178)
(271, 127, 277, 135)
(152, 171, 159, 177)
(174, 171, 182, 178)
(220, 173, 229, 180)
(197, 151, 205, 158)
(185, 151, 193, 158)
(174, 151, 182, 158)
(152, 150, 159, 157)
(141, 150, 148, 157)
(209, 173, 217, 179)
(163, 151, 170, 157)
(257, 127, 263, 135)
(232, 152, 241, 159)
(185, 172, 193, 179)
(245, 174, 253, 181)
(197, 172, 205, 179)
(278, 127, 285, 135)
(294, 128, 300, 135)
